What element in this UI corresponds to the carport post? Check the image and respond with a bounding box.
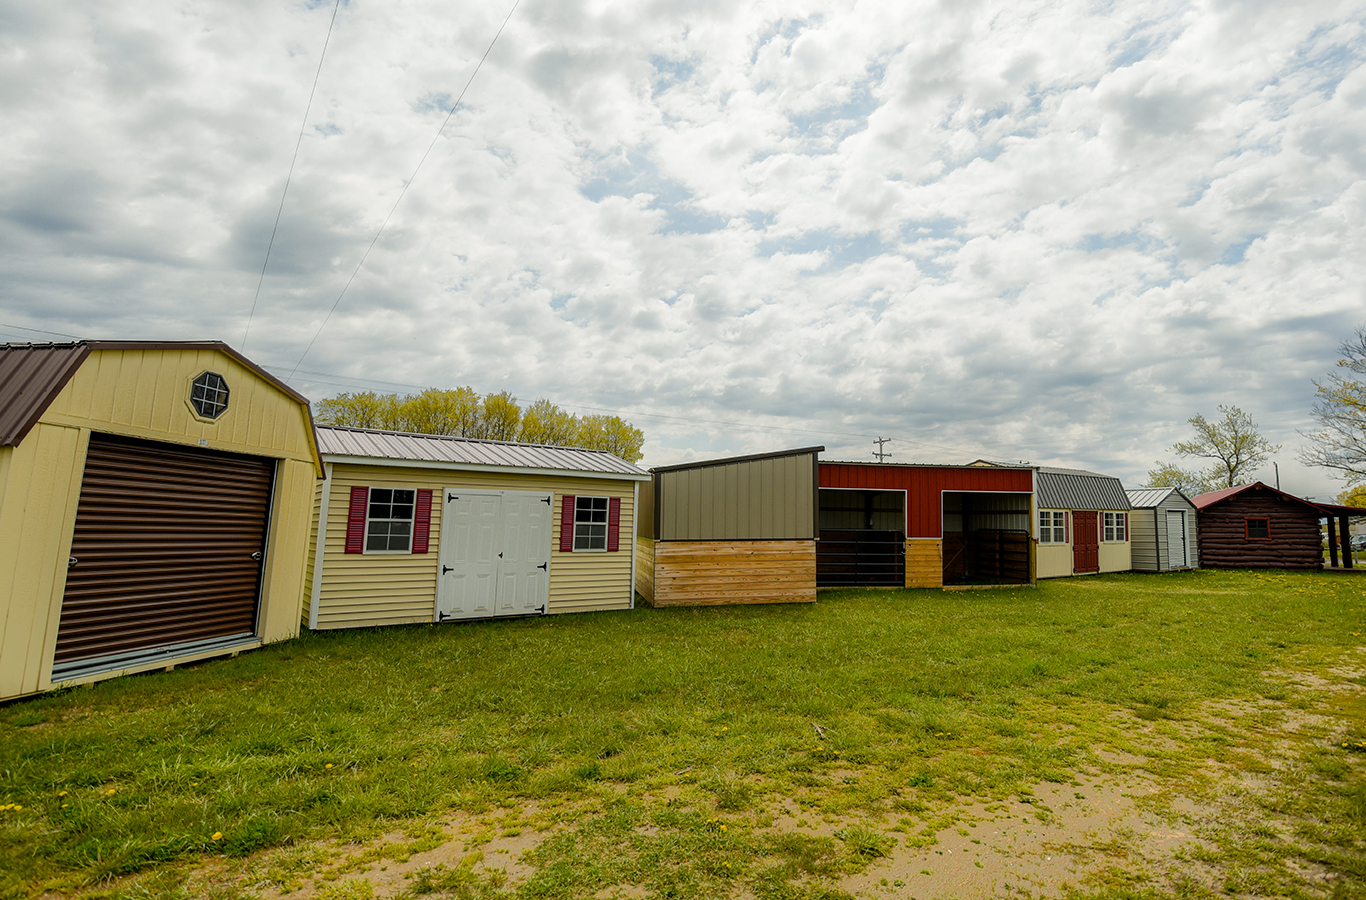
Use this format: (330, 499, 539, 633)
(1341, 514, 1353, 569)
(1327, 516, 1340, 568)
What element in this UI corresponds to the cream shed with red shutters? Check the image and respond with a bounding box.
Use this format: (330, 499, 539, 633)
(304, 426, 649, 630)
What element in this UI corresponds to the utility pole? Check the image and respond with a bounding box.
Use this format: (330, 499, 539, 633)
(873, 436, 891, 462)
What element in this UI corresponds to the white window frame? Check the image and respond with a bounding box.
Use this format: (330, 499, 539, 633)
(1103, 511, 1127, 542)
(364, 487, 417, 554)
(1039, 510, 1066, 543)
(573, 495, 609, 552)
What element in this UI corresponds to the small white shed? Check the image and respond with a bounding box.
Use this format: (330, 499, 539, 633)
(1126, 487, 1199, 572)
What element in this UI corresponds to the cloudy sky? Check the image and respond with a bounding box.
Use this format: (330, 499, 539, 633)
(2, 0, 1364, 497)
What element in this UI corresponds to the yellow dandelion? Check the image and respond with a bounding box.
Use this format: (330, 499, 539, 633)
(325, 764, 334, 769)
(721, 824, 727, 831)
(721, 726, 728, 731)
(61, 804, 69, 809)
(12, 805, 21, 811)
(212, 832, 223, 841)
(57, 791, 68, 797)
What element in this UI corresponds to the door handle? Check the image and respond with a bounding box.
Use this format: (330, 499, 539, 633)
(537, 562, 547, 571)
(68, 557, 78, 569)
(250, 551, 263, 562)
(442, 565, 454, 575)
(498, 552, 503, 559)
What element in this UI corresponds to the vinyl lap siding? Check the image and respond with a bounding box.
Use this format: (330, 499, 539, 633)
(315, 464, 635, 629)
(1130, 508, 1159, 571)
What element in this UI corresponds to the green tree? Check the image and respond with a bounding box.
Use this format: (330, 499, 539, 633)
(476, 391, 522, 441)
(1155, 405, 1279, 490)
(1337, 485, 1366, 509)
(575, 414, 644, 463)
(314, 391, 405, 430)
(1145, 462, 1215, 495)
(1302, 326, 1366, 485)
(519, 399, 579, 446)
(402, 387, 481, 436)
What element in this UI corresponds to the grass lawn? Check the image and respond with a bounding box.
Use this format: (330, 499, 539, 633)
(1, 569, 1363, 899)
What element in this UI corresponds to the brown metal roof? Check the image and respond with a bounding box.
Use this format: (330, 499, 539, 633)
(0, 342, 92, 446)
(316, 425, 650, 479)
(650, 445, 825, 474)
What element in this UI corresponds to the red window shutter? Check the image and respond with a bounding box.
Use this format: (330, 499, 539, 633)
(412, 489, 433, 553)
(559, 494, 576, 552)
(607, 497, 621, 552)
(1064, 512, 1070, 544)
(345, 486, 369, 553)
(1123, 512, 1129, 539)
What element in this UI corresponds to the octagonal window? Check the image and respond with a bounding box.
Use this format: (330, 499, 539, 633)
(190, 371, 230, 419)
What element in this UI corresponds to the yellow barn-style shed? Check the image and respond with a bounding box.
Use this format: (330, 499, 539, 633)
(0, 341, 322, 701)
(305, 427, 650, 630)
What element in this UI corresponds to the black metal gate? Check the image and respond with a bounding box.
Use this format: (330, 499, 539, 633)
(817, 530, 905, 587)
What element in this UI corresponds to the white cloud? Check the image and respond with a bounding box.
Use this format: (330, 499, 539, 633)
(1, 0, 1364, 499)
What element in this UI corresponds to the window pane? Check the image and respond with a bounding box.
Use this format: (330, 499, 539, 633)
(1247, 519, 1269, 539)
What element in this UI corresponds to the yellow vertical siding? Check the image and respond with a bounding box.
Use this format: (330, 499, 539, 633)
(302, 476, 323, 625)
(0, 423, 87, 698)
(257, 458, 314, 643)
(41, 348, 317, 467)
(314, 464, 637, 630)
(1098, 541, 1131, 573)
(0, 346, 320, 701)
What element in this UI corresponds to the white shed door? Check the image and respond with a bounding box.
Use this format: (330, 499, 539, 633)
(494, 492, 553, 616)
(1166, 510, 1188, 569)
(437, 489, 551, 621)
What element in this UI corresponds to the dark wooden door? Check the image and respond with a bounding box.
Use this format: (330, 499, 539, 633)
(55, 433, 275, 670)
(1072, 511, 1099, 573)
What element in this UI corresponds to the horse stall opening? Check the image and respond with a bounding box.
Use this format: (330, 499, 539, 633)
(818, 462, 1036, 588)
(817, 488, 905, 586)
(941, 492, 1032, 586)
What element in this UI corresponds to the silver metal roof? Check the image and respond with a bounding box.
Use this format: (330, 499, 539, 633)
(1126, 487, 1196, 508)
(1036, 467, 1131, 510)
(316, 426, 649, 479)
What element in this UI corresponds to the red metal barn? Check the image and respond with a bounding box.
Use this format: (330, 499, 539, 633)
(818, 462, 1035, 588)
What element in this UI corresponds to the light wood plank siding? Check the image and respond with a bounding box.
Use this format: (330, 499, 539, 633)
(314, 463, 635, 629)
(635, 537, 656, 604)
(650, 540, 815, 606)
(0, 423, 87, 699)
(39, 348, 318, 469)
(905, 539, 942, 588)
(258, 458, 314, 644)
(1130, 509, 1159, 571)
(657, 453, 816, 541)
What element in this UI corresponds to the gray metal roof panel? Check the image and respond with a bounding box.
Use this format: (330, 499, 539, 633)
(1126, 488, 1176, 508)
(1036, 467, 1131, 510)
(317, 426, 648, 478)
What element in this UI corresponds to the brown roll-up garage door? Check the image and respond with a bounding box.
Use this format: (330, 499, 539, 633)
(54, 432, 275, 671)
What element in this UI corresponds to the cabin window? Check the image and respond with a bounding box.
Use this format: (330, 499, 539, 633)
(1039, 511, 1066, 543)
(1103, 512, 1127, 541)
(1245, 517, 1271, 540)
(573, 496, 609, 551)
(366, 488, 416, 552)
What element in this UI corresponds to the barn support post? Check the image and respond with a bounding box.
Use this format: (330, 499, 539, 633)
(1341, 513, 1353, 569)
(1326, 516, 1339, 568)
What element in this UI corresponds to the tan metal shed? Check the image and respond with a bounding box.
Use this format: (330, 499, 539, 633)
(636, 447, 822, 607)
(0, 341, 322, 701)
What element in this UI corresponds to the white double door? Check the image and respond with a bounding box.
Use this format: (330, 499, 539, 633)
(436, 489, 552, 621)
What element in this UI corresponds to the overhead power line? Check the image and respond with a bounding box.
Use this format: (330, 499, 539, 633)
(287, 0, 522, 382)
(242, 0, 343, 353)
